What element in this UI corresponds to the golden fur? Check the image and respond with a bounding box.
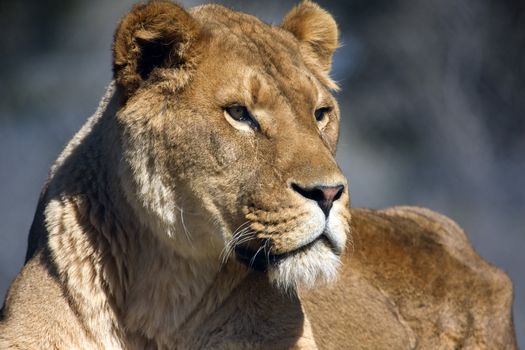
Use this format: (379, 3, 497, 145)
(0, 1, 516, 349)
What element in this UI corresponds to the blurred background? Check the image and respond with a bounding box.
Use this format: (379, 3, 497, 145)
(0, 0, 523, 345)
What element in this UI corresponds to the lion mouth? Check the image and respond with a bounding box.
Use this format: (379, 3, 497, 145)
(234, 234, 333, 272)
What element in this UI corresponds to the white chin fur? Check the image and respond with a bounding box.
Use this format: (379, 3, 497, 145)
(267, 240, 341, 292)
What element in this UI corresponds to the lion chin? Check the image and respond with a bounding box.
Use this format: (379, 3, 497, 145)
(268, 240, 341, 291)
(235, 236, 341, 291)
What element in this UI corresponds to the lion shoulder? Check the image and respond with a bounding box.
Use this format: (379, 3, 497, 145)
(0, 253, 97, 348)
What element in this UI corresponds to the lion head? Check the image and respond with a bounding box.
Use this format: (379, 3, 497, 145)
(112, 0, 350, 290)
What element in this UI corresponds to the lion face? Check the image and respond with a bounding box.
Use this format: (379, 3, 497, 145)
(113, 1, 350, 289)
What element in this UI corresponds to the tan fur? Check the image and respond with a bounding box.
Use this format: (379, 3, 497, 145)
(0, 1, 516, 349)
(282, 0, 339, 75)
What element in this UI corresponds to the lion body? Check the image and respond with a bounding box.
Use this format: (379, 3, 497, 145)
(1, 200, 516, 348)
(0, 1, 516, 349)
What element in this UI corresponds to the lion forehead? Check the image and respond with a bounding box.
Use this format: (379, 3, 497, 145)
(189, 4, 337, 93)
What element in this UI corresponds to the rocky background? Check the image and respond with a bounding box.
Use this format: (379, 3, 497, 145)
(1, 0, 523, 345)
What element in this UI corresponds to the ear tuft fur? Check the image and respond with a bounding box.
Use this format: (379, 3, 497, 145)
(282, 0, 339, 73)
(113, 0, 201, 94)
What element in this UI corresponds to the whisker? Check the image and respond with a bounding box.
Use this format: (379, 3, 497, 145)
(179, 206, 193, 245)
(233, 221, 251, 234)
(264, 238, 272, 266)
(220, 231, 258, 267)
(221, 234, 256, 262)
(249, 245, 265, 268)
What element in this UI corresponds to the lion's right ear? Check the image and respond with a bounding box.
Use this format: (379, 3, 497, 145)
(113, 1, 201, 94)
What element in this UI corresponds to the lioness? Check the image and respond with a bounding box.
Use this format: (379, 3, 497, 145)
(0, 1, 516, 349)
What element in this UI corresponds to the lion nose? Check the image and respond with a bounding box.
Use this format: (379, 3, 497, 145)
(291, 183, 345, 217)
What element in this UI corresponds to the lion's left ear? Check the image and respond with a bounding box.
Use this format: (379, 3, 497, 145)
(282, 1, 339, 73)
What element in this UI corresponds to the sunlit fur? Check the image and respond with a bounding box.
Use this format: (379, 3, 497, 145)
(263, 201, 350, 291)
(0, 1, 515, 349)
(268, 241, 341, 291)
(112, 1, 350, 290)
(0, 1, 349, 347)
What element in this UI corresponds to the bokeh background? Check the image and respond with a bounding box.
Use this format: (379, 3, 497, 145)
(0, 0, 523, 345)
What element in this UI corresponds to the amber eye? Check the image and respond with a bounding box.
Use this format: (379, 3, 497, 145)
(314, 107, 331, 122)
(225, 105, 259, 130)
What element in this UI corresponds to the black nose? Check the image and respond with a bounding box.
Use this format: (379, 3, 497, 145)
(291, 183, 345, 217)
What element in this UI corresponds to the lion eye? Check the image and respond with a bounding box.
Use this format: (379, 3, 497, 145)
(225, 105, 259, 130)
(314, 107, 331, 122)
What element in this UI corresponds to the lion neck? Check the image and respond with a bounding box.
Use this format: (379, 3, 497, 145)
(42, 83, 251, 347)
(116, 231, 250, 345)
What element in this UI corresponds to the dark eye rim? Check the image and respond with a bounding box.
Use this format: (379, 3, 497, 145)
(314, 106, 332, 122)
(224, 105, 260, 130)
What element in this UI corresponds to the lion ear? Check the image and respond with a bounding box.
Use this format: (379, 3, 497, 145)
(281, 0, 339, 73)
(113, 1, 201, 94)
